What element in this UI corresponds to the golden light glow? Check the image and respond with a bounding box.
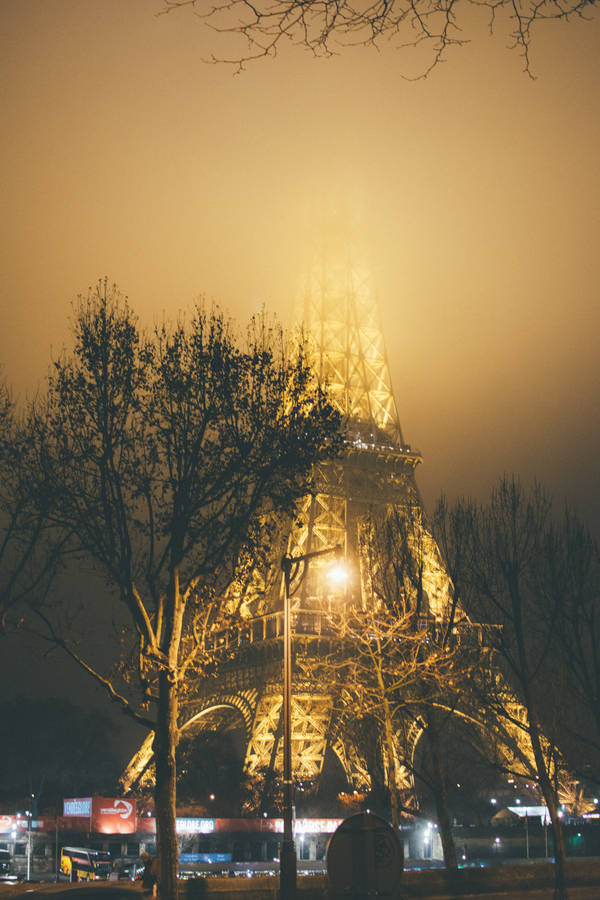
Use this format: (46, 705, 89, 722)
(0, 3, 598, 543)
(326, 561, 349, 585)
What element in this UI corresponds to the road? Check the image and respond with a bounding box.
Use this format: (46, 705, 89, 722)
(2, 880, 600, 899)
(0, 887, 140, 899)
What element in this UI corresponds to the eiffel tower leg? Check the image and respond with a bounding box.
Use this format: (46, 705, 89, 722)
(243, 687, 283, 812)
(331, 736, 371, 792)
(243, 685, 335, 803)
(260, 701, 284, 812)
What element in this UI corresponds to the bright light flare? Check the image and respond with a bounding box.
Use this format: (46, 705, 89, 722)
(326, 562, 348, 585)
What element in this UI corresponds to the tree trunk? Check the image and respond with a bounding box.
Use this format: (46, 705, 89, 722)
(427, 717, 457, 871)
(528, 719, 569, 900)
(154, 669, 179, 899)
(380, 691, 399, 829)
(152, 566, 185, 899)
(515, 604, 569, 900)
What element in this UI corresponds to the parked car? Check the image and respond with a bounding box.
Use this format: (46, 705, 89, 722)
(119, 858, 144, 881)
(0, 849, 17, 883)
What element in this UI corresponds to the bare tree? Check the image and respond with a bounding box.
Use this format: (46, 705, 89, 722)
(308, 507, 461, 840)
(161, 0, 596, 75)
(450, 477, 571, 900)
(383, 502, 474, 871)
(544, 511, 600, 778)
(320, 598, 452, 828)
(15, 279, 341, 900)
(0, 379, 64, 630)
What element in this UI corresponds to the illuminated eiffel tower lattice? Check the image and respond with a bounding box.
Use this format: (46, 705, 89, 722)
(120, 223, 578, 821)
(236, 228, 441, 800)
(123, 222, 454, 804)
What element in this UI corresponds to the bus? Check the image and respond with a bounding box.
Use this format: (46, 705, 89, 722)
(59, 847, 112, 881)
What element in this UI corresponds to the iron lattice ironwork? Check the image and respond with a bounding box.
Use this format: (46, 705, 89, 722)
(122, 229, 440, 800)
(122, 225, 543, 809)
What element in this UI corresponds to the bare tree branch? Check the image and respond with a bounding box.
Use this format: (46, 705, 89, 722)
(160, 0, 597, 75)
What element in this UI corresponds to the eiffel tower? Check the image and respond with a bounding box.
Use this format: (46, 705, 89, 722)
(122, 218, 456, 804)
(238, 223, 439, 800)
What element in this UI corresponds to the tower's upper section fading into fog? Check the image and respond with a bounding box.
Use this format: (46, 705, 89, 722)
(294, 214, 418, 462)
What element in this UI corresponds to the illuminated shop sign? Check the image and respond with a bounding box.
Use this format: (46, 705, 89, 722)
(295, 819, 343, 834)
(93, 798, 136, 834)
(0, 815, 15, 832)
(99, 799, 133, 818)
(63, 798, 92, 817)
(176, 818, 216, 834)
(62, 797, 136, 833)
(249, 818, 342, 834)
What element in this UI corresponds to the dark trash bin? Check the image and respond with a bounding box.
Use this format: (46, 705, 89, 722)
(327, 811, 404, 900)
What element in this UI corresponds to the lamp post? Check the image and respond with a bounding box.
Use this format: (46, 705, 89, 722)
(26, 810, 32, 882)
(279, 544, 345, 900)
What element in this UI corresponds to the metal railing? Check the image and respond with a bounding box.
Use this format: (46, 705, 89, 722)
(208, 609, 339, 654)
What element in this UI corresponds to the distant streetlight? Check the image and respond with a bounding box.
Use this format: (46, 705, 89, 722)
(280, 544, 347, 900)
(26, 809, 32, 881)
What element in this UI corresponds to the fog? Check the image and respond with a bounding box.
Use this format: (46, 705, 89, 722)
(2, 0, 599, 533)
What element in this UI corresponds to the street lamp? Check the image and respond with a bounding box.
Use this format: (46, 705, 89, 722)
(279, 543, 346, 900)
(26, 809, 32, 882)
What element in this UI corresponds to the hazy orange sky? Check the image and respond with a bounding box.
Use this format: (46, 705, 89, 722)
(2, 0, 599, 533)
